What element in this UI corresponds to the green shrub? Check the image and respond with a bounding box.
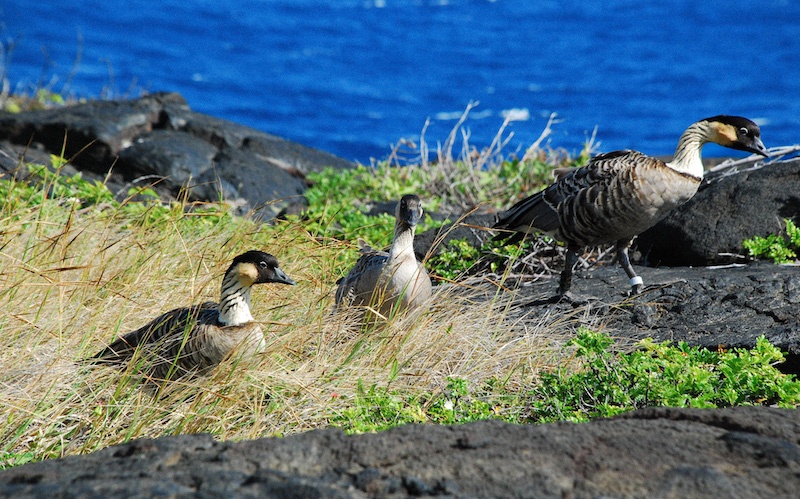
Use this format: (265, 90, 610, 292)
(0, 157, 235, 235)
(427, 239, 482, 280)
(530, 330, 800, 423)
(331, 377, 516, 434)
(332, 380, 429, 433)
(298, 153, 565, 252)
(330, 329, 800, 433)
(428, 237, 532, 280)
(297, 165, 444, 250)
(742, 218, 800, 263)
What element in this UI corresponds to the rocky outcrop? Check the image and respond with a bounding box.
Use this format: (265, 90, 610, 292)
(0, 93, 355, 218)
(635, 157, 800, 266)
(502, 262, 800, 367)
(1, 406, 798, 498)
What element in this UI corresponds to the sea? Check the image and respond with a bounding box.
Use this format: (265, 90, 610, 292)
(1, 0, 798, 165)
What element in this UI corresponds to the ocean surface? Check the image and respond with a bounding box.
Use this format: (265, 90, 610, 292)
(2, 0, 798, 164)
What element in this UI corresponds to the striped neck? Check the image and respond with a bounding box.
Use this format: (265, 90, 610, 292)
(217, 273, 254, 326)
(666, 120, 714, 179)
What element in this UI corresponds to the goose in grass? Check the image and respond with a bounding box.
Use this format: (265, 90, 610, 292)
(335, 194, 432, 317)
(493, 115, 768, 300)
(91, 250, 295, 382)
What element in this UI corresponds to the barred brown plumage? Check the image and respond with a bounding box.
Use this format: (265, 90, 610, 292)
(335, 194, 432, 318)
(494, 115, 768, 300)
(90, 250, 295, 382)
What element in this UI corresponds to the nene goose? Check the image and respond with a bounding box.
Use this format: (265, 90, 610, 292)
(91, 250, 295, 381)
(494, 115, 768, 299)
(335, 194, 432, 317)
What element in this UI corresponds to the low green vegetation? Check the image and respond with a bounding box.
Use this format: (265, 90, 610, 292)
(295, 157, 557, 278)
(299, 154, 561, 247)
(426, 237, 533, 281)
(0, 117, 797, 471)
(299, 157, 561, 281)
(1, 89, 69, 113)
(300, 165, 444, 250)
(332, 377, 514, 433)
(742, 218, 800, 263)
(531, 329, 800, 422)
(0, 158, 112, 218)
(328, 329, 800, 434)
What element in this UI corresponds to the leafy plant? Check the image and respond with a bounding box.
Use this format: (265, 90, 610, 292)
(427, 239, 482, 280)
(299, 145, 570, 252)
(332, 380, 428, 433)
(331, 377, 517, 434)
(530, 330, 800, 423)
(328, 328, 800, 433)
(428, 237, 533, 281)
(426, 377, 504, 425)
(305, 165, 437, 211)
(298, 165, 444, 250)
(742, 218, 800, 263)
(2, 89, 67, 113)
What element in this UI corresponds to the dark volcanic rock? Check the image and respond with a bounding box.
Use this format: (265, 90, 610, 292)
(636, 158, 800, 266)
(209, 146, 308, 218)
(0, 93, 355, 218)
(2, 407, 798, 498)
(0, 94, 165, 172)
(506, 261, 800, 358)
(117, 129, 218, 181)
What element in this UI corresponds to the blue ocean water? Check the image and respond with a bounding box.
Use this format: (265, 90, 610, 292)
(1, 0, 798, 164)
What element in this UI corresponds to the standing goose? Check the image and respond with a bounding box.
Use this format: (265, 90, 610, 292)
(91, 250, 295, 381)
(494, 115, 768, 299)
(335, 194, 432, 317)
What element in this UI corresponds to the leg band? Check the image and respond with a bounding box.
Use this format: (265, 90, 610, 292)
(629, 276, 644, 287)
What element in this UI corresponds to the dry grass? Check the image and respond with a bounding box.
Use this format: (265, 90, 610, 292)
(0, 194, 579, 464)
(377, 103, 594, 214)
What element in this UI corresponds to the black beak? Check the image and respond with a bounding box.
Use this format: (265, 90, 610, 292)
(747, 136, 769, 157)
(406, 208, 420, 227)
(273, 267, 296, 285)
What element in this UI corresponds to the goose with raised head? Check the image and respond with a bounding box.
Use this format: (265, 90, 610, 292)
(335, 194, 432, 317)
(91, 250, 295, 381)
(494, 115, 768, 299)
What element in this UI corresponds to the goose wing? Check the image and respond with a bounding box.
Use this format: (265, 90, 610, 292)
(494, 150, 644, 241)
(91, 302, 219, 364)
(334, 248, 389, 307)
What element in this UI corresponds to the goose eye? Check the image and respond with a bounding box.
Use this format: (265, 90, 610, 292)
(739, 127, 750, 136)
(259, 261, 269, 269)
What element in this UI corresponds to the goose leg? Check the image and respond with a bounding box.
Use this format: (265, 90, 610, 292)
(616, 240, 643, 295)
(548, 246, 599, 306)
(557, 246, 580, 296)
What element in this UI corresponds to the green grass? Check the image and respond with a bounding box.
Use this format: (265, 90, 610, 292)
(0, 116, 797, 471)
(1, 89, 68, 113)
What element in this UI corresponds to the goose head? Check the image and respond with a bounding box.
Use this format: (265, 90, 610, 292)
(702, 115, 768, 157)
(227, 250, 295, 287)
(397, 194, 423, 229)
